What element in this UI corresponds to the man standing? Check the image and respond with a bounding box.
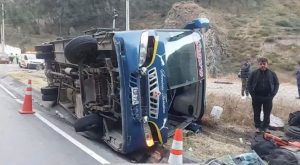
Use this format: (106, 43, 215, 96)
(296, 61, 300, 99)
(9, 53, 14, 64)
(16, 54, 19, 64)
(239, 60, 251, 99)
(247, 57, 279, 132)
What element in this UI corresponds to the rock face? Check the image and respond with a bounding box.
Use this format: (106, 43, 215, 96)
(164, 1, 225, 77)
(205, 29, 226, 78)
(164, 2, 208, 29)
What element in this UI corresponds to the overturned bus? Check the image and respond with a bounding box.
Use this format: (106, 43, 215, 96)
(35, 18, 209, 154)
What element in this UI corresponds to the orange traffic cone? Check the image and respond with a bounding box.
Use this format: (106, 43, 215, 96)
(19, 80, 35, 114)
(168, 128, 183, 164)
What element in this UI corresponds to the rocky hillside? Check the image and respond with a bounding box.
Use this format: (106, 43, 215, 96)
(4, 0, 177, 51)
(4, 0, 300, 75)
(205, 0, 300, 74)
(163, 0, 300, 76)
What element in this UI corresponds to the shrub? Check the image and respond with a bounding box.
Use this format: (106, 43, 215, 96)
(257, 29, 271, 37)
(275, 20, 293, 27)
(277, 62, 296, 71)
(265, 37, 275, 43)
(266, 52, 280, 63)
(278, 12, 287, 16)
(206, 93, 253, 126)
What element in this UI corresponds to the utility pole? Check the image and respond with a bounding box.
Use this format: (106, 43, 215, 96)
(59, 7, 63, 37)
(125, 0, 130, 31)
(1, 3, 4, 53)
(112, 8, 118, 31)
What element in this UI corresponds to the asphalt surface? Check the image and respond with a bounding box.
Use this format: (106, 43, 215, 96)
(0, 64, 127, 165)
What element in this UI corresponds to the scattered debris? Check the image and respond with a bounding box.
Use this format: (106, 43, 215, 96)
(260, 112, 284, 129)
(239, 138, 244, 144)
(187, 122, 202, 133)
(55, 110, 65, 119)
(211, 106, 224, 120)
(206, 151, 265, 165)
(213, 81, 234, 84)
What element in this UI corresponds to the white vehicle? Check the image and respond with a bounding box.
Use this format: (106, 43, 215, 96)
(19, 53, 45, 69)
(0, 53, 9, 64)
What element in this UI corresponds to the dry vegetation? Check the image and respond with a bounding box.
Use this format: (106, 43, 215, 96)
(162, 0, 300, 79)
(206, 93, 253, 126)
(192, 0, 300, 74)
(177, 73, 300, 161)
(183, 133, 248, 161)
(8, 70, 47, 90)
(205, 74, 300, 127)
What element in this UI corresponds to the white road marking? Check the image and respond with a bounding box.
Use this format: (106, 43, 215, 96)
(0, 84, 17, 99)
(0, 82, 111, 164)
(35, 113, 110, 164)
(16, 99, 23, 104)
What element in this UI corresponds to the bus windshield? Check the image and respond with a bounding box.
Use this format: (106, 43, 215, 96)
(158, 31, 200, 89)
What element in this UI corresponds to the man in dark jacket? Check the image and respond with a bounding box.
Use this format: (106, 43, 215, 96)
(239, 60, 251, 99)
(247, 57, 279, 132)
(296, 61, 300, 99)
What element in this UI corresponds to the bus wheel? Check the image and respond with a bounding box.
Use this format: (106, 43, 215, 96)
(64, 35, 97, 65)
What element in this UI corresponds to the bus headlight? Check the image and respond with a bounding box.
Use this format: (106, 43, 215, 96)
(139, 31, 149, 67)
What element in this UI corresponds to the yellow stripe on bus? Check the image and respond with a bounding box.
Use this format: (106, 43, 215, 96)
(147, 36, 159, 68)
(148, 121, 163, 144)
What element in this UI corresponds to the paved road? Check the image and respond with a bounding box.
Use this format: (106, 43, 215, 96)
(0, 89, 104, 165)
(0, 64, 127, 165)
(0, 64, 19, 77)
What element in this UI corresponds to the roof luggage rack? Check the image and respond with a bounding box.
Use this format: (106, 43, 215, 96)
(84, 28, 117, 36)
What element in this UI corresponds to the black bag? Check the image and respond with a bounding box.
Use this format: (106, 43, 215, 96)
(266, 148, 300, 165)
(288, 111, 300, 126)
(250, 134, 277, 159)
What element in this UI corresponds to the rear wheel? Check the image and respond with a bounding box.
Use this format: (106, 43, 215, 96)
(42, 94, 58, 101)
(74, 113, 103, 135)
(64, 35, 98, 64)
(41, 86, 59, 95)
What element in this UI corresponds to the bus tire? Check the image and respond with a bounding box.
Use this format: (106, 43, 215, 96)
(74, 114, 103, 133)
(41, 86, 59, 95)
(42, 94, 57, 101)
(64, 35, 98, 64)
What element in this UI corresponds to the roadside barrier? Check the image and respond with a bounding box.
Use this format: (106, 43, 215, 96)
(168, 128, 183, 164)
(19, 80, 35, 114)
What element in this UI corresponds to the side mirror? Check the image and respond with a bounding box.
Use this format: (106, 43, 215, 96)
(184, 18, 210, 33)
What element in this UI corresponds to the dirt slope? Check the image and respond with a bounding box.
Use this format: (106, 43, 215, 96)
(162, 0, 300, 75)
